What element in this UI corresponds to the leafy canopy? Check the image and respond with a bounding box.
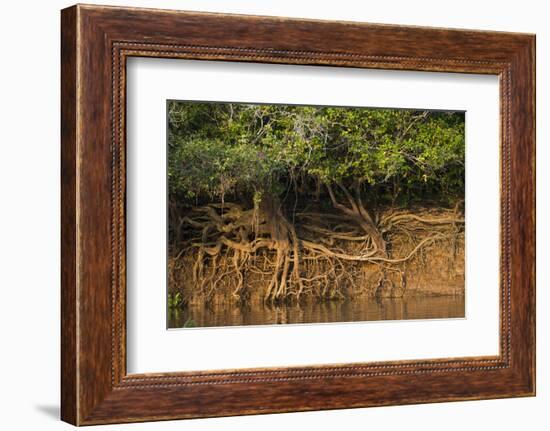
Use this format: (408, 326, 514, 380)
(168, 101, 464, 205)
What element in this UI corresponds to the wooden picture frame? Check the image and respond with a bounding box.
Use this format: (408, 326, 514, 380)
(61, 4, 535, 425)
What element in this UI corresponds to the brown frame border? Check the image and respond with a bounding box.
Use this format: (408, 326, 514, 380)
(61, 4, 535, 425)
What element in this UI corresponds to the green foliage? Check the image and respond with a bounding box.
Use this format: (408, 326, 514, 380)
(167, 291, 183, 309)
(168, 101, 464, 206)
(183, 317, 197, 328)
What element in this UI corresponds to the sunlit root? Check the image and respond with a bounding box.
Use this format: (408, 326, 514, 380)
(171, 200, 464, 304)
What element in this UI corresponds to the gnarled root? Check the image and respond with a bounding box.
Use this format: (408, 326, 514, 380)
(170, 199, 464, 304)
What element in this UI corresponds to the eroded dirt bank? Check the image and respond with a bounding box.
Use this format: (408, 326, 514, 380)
(169, 205, 464, 309)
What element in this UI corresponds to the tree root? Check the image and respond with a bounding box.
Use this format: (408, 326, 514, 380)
(170, 199, 464, 304)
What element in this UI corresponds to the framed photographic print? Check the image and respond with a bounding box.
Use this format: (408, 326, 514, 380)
(61, 4, 536, 425)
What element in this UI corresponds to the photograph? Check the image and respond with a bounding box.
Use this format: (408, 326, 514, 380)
(47, 1, 536, 426)
(167, 101, 466, 328)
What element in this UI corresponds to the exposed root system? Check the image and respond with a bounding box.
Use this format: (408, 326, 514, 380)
(169, 193, 464, 305)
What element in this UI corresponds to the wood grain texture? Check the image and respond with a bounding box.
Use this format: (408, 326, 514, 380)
(60, 5, 78, 425)
(61, 4, 536, 425)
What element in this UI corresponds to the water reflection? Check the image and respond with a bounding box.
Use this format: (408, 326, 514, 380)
(168, 295, 465, 329)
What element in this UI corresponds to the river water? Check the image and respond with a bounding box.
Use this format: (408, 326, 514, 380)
(168, 295, 465, 329)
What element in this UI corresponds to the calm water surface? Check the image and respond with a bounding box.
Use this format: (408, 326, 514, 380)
(168, 295, 465, 329)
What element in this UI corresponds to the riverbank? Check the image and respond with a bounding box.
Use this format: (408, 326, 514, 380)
(168, 206, 464, 327)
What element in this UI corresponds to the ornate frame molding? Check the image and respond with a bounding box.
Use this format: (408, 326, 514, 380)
(61, 5, 535, 425)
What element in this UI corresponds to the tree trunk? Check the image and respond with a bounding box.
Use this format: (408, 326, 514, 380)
(325, 183, 387, 256)
(260, 193, 303, 302)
